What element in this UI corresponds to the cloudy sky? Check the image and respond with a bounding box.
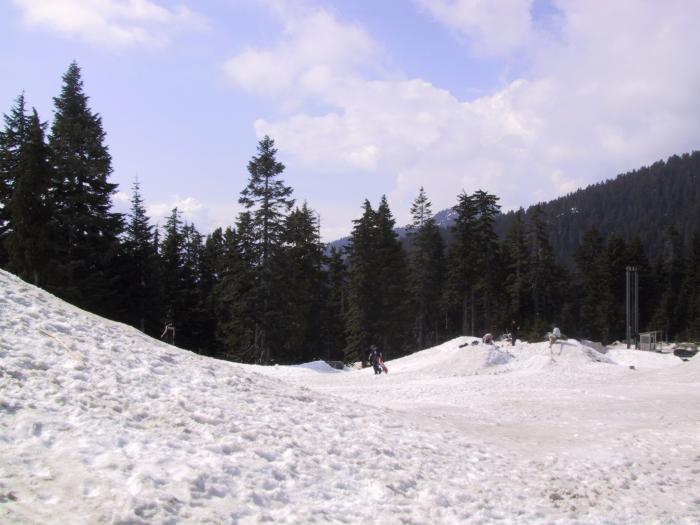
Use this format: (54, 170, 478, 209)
(2, 0, 699, 240)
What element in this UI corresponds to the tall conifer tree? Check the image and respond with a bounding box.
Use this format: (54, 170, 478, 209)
(282, 203, 324, 362)
(344, 200, 378, 363)
(198, 228, 225, 356)
(407, 187, 445, 348)
(6, 109, 55, 286)
(445, 191, 478, 336)
(374, 196, 410, 356)
(238, 136, 294, 363)
(0, 93, 29, 267)
(471, 189, 501, 333)
(49, 62, 122, 314)
(120, 180, 159, 333)
(216, 216, 257, 361)
(160, 207, 185, 343)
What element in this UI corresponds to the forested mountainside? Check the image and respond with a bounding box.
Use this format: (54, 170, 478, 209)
(333, 151, 700, 267)
(494, 152, 700, 266)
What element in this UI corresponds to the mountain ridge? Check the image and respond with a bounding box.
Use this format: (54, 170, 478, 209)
(330, 150, 700, 265)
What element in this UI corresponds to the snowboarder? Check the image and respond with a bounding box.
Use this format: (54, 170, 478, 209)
(368, 345, 388, 374)
(510, 320, 519, 346)
(548, 326, 561, 348)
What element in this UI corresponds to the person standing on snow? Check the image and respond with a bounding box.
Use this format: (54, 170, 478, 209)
(368, 345, 386, 374)
(161, 310, 176, 346)
(549, 326, 561, 348)
(510, 320, 519, 346)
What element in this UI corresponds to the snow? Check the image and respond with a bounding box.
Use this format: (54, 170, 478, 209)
(1, 270, 699, 524)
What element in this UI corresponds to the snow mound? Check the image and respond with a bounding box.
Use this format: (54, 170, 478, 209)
(384, 337, 515, 377)
(606, 348, 682, 369)
(290, 360, 343, 373)
(384, 337, 620, 379)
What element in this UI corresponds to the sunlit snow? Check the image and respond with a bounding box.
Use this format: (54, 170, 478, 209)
(1, 270, 699, 524)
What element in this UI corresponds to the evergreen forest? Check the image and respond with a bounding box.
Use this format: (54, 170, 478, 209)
(2, 64, 700, 365)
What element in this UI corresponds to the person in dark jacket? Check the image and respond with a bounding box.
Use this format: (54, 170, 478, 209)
(510, 320, 519, 346)
(368, 345, 385, 374)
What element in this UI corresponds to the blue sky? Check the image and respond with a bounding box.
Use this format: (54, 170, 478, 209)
(2, 0, 699, 241)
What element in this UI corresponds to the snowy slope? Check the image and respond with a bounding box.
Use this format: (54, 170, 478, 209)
(1, 270, 700, 524)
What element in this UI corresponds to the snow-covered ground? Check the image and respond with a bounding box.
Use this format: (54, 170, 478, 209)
(1, 270, 699, 524)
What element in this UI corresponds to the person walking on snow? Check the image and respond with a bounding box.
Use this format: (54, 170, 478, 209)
(368, 345, 387, 374)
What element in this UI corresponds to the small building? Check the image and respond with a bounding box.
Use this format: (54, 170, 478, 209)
(639, 331, 661, 352)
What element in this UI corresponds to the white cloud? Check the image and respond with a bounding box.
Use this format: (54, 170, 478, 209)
(225, 1, 700, 233)
(113, 191, 130, 205)
(414, 0, 535, 57)
(222, 4, 378, 99)
(11, 0, 207, 48)
(147, 195, 203, 223)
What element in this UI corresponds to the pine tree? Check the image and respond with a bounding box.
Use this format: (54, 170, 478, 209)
(180, 221, 205, 351)
(282, 203, 324, 362)
(5, 109, 55, 286)
(344, 200, 379, 363)
(407, 187, 445, 348)
(445, 191, 478, 336)
(216, 216, 257, 361)
(239, 135, 294, 266)
(198, 228, 225, 357)
(120, 180, 159, 333)
(374, 195, 410, 356)
(238, 136, 294, 364)
(160, 208, 185, 344)
(471, 189, 502, 334)
(0, 93, 29, 267)
(48, 62, 123, 314)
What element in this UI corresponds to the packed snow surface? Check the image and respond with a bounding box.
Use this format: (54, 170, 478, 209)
(1, 270, 699, 524)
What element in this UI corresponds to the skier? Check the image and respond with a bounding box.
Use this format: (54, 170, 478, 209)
(510, 320, 519, 346)
(161, 316, 175, 346)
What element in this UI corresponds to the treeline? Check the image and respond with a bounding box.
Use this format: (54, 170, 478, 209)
(2, 64, 700, 367)
(494, 151, 700, 268)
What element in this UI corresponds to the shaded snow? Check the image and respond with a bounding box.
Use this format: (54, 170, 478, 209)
(1, 270, 699, 524)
